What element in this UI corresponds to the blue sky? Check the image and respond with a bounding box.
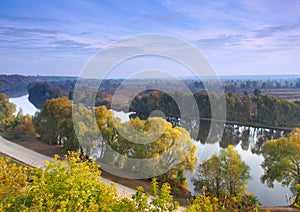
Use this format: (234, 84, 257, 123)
(0, 0, 299, 77)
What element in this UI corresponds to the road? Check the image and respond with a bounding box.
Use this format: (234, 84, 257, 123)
(0, 135, 137, 197)
(0, 136, 185, 211)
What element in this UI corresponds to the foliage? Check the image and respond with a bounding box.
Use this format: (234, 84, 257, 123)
(131, 186, 150, 211)
(13, 110, 36, 137)
(33, 97, 79, 151)
(295, 184, 300, 208)
(0, 153, 137, 211)
(28, 82, 64, 109)
(150, 178, 179, 211)
(0, 93, 16, 128)
(193, 155, 222, 198)
(193, 145, 251, 197)
(131, 178, 179, 212)
(0, 74, 34, 97)
(0, 152, 262, 211)
(130, 90, 300, 128)
(220, 145, 251, 196)
(261, 128, 300, 203)
(91, 105, 197, 195)
(111, 115, 197, 194)
(0, 153, 182, 212)
(0, 157, 28, 210)
(185, 187, 261, 212)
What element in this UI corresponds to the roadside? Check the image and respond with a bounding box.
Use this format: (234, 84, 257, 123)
(1, 134, 298, 211)
(0, 135, 186, 211)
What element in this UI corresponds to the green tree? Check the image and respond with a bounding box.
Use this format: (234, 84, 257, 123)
(253, 88, 261, 96)
(193, 145, 251, 197)
(33, 97, 79, 151)
(193, 155, 222, 198)
(261, 128, 300, 203)
(28, 82, 64, 109)
(220, 145, 251, 196)
(0, 93, 16, 128)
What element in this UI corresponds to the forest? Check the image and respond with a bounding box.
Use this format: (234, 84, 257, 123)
(130, 90, 300, 128)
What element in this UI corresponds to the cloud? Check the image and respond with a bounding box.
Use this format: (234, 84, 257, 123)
(0, 15, 66, 24)
(253, 22, 300, 38)
(0, 26, 61, 37)
(193, 34, 245, 48)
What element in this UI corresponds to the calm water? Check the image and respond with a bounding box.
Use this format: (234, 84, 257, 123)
(9, 95, 38, 116)
(10, 95, 292, 206)
(186, 125, 292, 206)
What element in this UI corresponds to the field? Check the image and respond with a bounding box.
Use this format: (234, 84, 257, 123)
(262, 88, 300, 101)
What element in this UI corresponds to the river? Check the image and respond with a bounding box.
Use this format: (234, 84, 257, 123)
(9, 95, 292, 206)
(9, 95, 38, 116)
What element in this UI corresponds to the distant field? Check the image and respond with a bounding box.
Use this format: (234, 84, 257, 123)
(262, 88, 300, 101)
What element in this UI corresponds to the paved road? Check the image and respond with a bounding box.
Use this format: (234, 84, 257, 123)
(0, 135, 138, 197)
(0, 136, 185, 211)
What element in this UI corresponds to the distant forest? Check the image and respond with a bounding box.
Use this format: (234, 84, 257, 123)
(1, 74, 299, 128)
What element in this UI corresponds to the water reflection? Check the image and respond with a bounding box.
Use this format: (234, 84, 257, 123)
(175, 118, 290, 155)
(180, 119, 292, 206)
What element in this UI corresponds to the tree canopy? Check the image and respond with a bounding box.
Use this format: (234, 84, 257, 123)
(0, 93, 15, 128)
(193, 145, 251, 197)
(33, 97, 79, 151)
(261, 128, 300, 203)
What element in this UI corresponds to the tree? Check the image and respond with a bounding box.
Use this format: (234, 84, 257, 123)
(193, 155, 222, 198)
(193, 145, 251, 197)
(13, 115, 36, 137)
(261, 128, 300, 203)
(220, 145, 251, 196)
(28, 82, 64, 109)
(33, 97, 79, 151)
(110, 116, 197, 193)
(253, 88, 261, 97)
(0, 93, 16, 128)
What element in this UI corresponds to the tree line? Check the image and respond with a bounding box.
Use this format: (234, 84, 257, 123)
(129, 91, 300, 128)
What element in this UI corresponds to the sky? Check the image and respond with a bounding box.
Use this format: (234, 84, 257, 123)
(0, 0, 300, 77)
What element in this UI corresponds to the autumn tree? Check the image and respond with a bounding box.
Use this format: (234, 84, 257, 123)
(75, 105, 197, 194)
(13, 115, 36, 137)
(0, 93, 15, 128)
(110, 116, 197, 193)
(33, 97, 79, 151)
(193, 145, 251, 197)
(261, 128, 300, 203)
